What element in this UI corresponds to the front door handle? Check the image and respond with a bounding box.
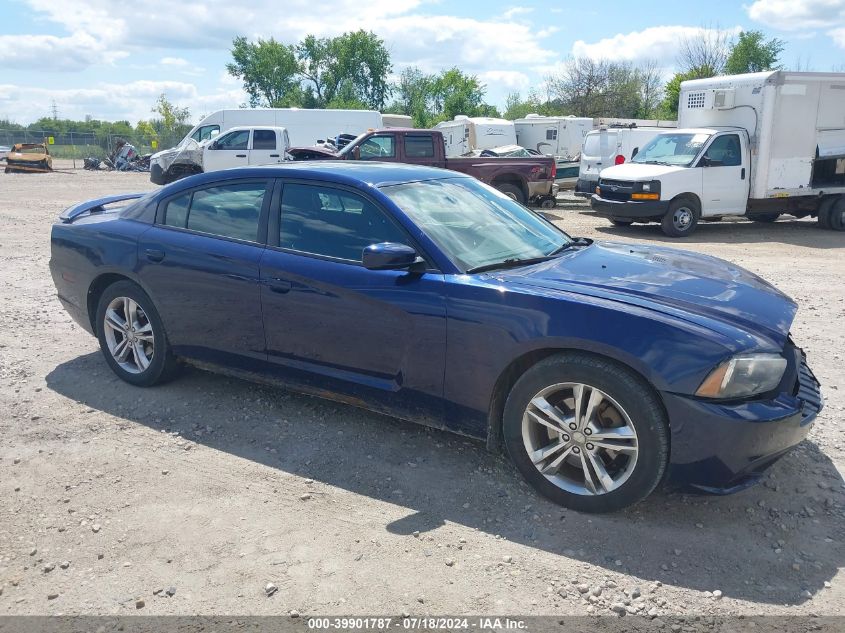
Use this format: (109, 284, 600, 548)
(266, 278, 292, 294)
(235, 154, 247, 158)
(144, 248, 165, 263)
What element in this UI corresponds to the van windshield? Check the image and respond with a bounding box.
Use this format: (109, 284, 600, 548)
(631, 132, 711, 166)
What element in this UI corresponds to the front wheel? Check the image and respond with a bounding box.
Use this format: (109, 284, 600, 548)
(661, 198, 700, 237)
(503, 353, 669, 513)
(95, 281, 178, 387)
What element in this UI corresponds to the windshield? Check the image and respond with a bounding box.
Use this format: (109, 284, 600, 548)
(380, 177, 571, 272)
(631, 132, 711, 166)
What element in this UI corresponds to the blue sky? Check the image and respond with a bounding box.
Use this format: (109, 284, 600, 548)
(0, 0, 843, 125)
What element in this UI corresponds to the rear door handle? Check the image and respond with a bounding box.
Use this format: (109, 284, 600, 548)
(266, 278, 292, 294)
(144, 248, 165, 263)
(235, 154, 247, 158)
(269, 154, 280, 157)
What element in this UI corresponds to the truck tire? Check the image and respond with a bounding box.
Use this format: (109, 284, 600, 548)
(828, 197, 845, 231)
(751, 213, 780, 223)
(661, 198, 700, 237)
(496, 183, 526, 205)
(818, 196, 838, 230)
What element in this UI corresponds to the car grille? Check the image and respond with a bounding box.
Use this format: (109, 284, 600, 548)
(795, 351, 823, 423)
(599, 179, 634, 202)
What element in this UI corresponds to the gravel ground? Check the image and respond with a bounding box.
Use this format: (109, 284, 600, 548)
(0, 162, 843, 617)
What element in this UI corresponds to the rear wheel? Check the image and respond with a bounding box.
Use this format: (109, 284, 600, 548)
(823, 197, 845, 231)
(661, 198, 700, 237)
(751, 213, 780, 223)
(503, 353, 669, 513)
(496, 183, 526, 205)
(95, 281, 179, 387)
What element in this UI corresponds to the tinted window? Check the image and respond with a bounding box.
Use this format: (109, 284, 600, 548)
(703, 134, 741, 167)
(405, 135, 434, 158)
(183, 182, 266, 242)
(253, 130, 276, 150)
(359, 135, 394, 159)
(164, 192, 191, 228)
(280, 184, 409, 262)
(216, 130, 250, 150)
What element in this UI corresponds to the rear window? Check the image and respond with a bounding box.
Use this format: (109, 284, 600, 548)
(583, 132, 616, 158)
(405, 135, 434, 158)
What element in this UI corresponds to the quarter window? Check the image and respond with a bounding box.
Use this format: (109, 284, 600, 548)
(279, 184, 409, 262)
(253, 130, 276, 150)
(405, 135, 434, 158)
(163, 192, 191, 228)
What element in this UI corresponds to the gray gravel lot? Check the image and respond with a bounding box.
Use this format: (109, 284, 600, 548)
(0, 163, 843, 616)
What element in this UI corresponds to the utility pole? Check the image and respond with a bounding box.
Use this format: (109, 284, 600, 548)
(51, 100, 59, 120)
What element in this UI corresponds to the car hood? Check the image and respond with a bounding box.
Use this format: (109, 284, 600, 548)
(600, 162, 688, 180)
(493, 241, 796, 347)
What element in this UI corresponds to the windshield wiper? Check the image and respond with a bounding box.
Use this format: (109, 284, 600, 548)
(466, 255, 557, 274)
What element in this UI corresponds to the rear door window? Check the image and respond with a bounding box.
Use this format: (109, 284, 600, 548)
(253, 130, 276, 150)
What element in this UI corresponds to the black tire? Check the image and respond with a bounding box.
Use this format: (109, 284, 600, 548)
(610, 219, 633, 226)
(751, 213, 780, 223)
(826, 197, 845, 231)
(95, 280, 179, 387)
(502, 353, 669, 513)
(661, 197, 700, 237)
(817, 197, 835, 229)
(496, 183, 526, 205)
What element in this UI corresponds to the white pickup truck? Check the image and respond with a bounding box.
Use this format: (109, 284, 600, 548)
(591, 71, 845, 236)
(150, 126, 290, 185)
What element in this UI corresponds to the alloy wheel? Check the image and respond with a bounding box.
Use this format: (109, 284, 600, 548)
(521, 382, 639, 496)
(102, 296, 155, 374)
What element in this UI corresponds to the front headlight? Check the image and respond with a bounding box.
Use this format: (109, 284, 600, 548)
(696, 353, 787, 399)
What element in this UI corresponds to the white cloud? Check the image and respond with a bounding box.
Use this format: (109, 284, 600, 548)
(0, 80, 247, 125)
(571, 25, 743, 65)
(747, 0, 845, 30)
(160, 57, 190, 68)
(479, 70, 530, 91)
(0, 32, 114, 71)
(503, 6, 533, 20)
(748, 0, 845, 48)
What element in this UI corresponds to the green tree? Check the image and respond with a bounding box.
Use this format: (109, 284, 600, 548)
(227, 36, 302, 107)
(297, 31, 392, 109)
(431, 68, 487, 121)
(151, 94, 191, 133)
(725, 30, 784, 74)
(387, 66, 436, 126)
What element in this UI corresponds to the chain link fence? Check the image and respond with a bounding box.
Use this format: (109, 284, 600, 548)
(0, 129, 185, 166)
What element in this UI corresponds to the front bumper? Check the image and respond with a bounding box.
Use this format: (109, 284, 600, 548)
(590, 194, 669, 219)
(666, 351, 822, 493)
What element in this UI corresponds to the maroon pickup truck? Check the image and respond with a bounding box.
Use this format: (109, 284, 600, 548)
(289, 128, 558, 207)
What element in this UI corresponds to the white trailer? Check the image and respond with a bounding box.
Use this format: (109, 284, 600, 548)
(177, 108, 384, 148)
(513, 115, 593, 160)
(434, 116, 517, 157)
(590, 71, 845, 236)
(381, 113, 414, 128)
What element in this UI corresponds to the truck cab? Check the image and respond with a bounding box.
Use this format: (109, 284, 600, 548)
(590, 127, 751, 236)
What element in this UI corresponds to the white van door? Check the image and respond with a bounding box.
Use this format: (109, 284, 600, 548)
(249, 129, 283, 165)
(203, 129, 251, 172)
(699, 133, 749, 215)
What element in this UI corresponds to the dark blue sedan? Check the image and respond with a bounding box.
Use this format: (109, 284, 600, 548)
(49, 163, 823, 512)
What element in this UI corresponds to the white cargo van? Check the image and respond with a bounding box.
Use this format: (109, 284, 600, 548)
(513, 115, 593, 160)
(150, 126, 290, 184)
(176, 108, 383, 150)
(591, 71, 845, 236)
(434, 116, 517, 157)
(574, 126, 670, 197)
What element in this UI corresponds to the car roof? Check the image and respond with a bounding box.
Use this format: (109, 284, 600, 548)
(168, 161, 469, 191)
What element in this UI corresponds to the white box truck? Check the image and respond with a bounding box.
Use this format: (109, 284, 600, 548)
(513, 114, 593, 160)
(590, 71, 845, 236)
(434, 116, 517, 157)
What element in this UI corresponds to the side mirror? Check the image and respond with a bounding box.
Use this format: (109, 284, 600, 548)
(362, 242, 420, 271)
(209, 140, 219, 150)
(631, 147, 639, 158)
(352, 146, 361, 160)
(210, 129, 220, 138)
